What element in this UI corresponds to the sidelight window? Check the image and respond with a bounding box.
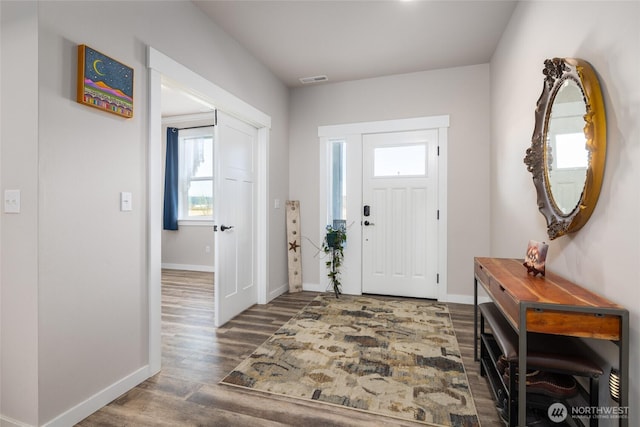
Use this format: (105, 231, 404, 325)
(329, 139, 347, 227)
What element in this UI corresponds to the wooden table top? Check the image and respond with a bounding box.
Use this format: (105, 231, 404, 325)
(475, 257, 624, 310)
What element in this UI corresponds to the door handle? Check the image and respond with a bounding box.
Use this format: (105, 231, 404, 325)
(220, 225, 234, 232)
(364, 221, 375, 226)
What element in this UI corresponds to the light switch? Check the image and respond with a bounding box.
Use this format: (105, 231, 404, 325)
(120, 192, 132, 211)
(4, 189, 21, 213)
(274, 198, 281, 209)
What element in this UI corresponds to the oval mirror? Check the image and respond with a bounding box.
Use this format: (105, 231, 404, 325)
(546, 79, 588, 215)
(524, 58, 606, 239)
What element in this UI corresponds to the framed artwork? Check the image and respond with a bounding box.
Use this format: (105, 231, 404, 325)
(77, 45, 133, 118)
(523, 240, 549, 276)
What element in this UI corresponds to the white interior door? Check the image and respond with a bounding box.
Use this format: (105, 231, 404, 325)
(214, 111, 258, 326)
(362, 130, 438, 298)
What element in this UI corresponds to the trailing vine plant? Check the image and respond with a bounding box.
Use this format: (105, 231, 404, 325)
(322, 224, 347, 298)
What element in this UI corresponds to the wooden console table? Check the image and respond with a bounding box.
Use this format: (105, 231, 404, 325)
(473, 257, 629, 427)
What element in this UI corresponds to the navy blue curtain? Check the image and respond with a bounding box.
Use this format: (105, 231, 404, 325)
(163, 127, 179, 230)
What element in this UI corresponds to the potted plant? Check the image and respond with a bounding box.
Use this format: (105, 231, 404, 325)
(322, 224, 347, 298)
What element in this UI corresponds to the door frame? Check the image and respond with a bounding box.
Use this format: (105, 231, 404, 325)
(318, 116, 449, 300)
(147, 47, 271, 374)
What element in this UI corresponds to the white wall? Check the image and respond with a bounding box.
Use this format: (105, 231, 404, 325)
(1, 3, 40, 425)
(289, 65, 491, 299)
(1, 1, 289, 425)
(490, 1, 640, 424)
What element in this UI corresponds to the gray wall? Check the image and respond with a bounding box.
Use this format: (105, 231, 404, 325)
(490, 2, 640, 424)
(162, 225, 215, 271)
(289, 64, 492, 299)
(1, 2, 40, 424)
(1, 1, 289, 424)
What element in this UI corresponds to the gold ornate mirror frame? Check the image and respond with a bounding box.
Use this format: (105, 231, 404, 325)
(524, 58, 606, 240)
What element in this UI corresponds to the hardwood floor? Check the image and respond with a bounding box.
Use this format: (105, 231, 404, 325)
(77, 270, 502, 426)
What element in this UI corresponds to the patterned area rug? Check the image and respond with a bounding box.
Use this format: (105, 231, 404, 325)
(221, 294, 479, 426)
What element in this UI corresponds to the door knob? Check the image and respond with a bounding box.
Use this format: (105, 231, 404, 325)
(220, 225, 234, 231)
(364, 221, 375, 226)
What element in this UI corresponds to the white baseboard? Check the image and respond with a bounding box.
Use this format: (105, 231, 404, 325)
(442, 293, 491, 305)
(300, 283, 488, 306)
(0, 415, 33, 427)
(268, 283, 289, 301)
(161, 263, 214, 273)
(302, 282, 324, 293)
(42, 366, 150, 427)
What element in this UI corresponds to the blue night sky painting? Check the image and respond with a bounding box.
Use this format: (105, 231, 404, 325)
(79, 45, 133, 117)
(83, 46, 133, 97)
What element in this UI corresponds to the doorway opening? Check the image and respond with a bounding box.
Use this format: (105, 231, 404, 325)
(147, 47, 271, 375)
(160, 112, 216, 274)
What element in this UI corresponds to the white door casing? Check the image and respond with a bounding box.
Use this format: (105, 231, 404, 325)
(318, 116, 448, 300)
(362, 130, 438, 299)
(215, 111, 258, 326)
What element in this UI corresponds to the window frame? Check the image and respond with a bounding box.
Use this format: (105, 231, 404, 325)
(177, 127, 214, 224)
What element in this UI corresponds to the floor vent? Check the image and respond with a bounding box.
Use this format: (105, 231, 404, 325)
(299, 75, 329, 84)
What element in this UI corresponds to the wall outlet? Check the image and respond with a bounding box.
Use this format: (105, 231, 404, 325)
(205, 245, 211, 253)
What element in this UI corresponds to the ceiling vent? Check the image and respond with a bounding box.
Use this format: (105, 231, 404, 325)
(299, 75, 329, 84)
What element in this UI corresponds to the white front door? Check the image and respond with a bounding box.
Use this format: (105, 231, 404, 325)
(214, 111, 258, 326)
(362, 130, 439, 299)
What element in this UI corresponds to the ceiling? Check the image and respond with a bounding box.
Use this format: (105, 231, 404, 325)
(161, 77, 217, 117)
(194, 0, 518, 88)
(163, 0, 518, 115)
